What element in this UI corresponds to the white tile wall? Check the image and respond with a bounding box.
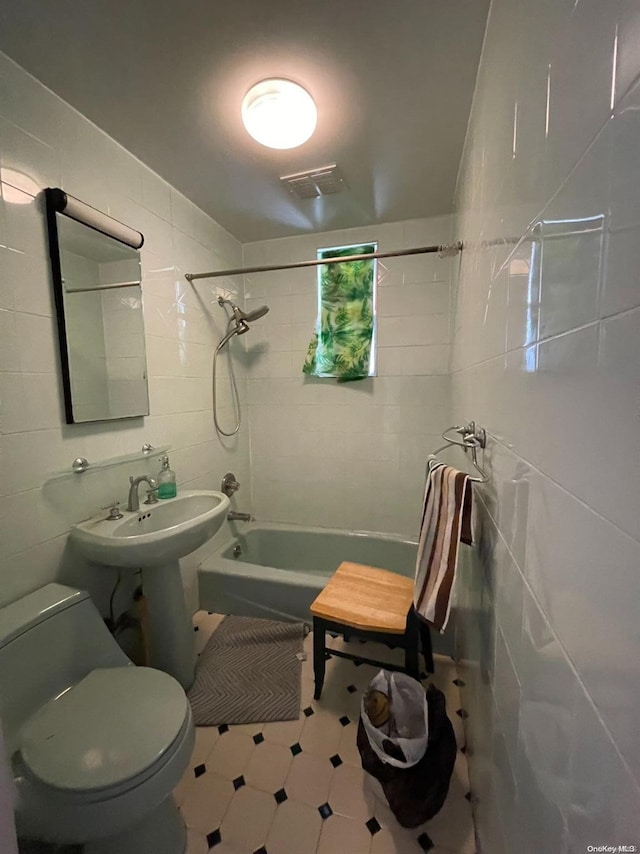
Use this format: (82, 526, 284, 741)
(452, 1, 640, 851)
(242, 216, 454, 538)
(0, 51, 248, 615)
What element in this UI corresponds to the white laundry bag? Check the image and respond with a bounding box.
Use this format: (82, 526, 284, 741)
(360, 670, 429, 769)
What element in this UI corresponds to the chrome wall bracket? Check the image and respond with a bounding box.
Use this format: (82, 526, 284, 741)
(432, 421, 489, 483)
(455, 421, 486, 450)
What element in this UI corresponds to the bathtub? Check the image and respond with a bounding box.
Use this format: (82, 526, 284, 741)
(198, 522, 454, 654)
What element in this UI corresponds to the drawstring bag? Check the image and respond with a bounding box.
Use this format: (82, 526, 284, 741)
(358, 675, 457, 828)
(360, 670, 429, 768)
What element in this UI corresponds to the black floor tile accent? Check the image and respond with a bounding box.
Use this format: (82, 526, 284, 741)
(456, 708, 469, 719)
(303, 706, 315, 717)
(206, 828, 222, 847)
(461, 745, 467, 754)
(253, 732, 265, 745)
(194, 763, 207, 778)
(274, 787, 288, 804)
(330, 754, 343, 768)
(465, 790, 473, 801)
(324, 650, 332, 660)
(365, 817, 382, 835)
(339, 715, 351, 727)
(290, 742, 302, 756)
(253, 848, 268, 854)
(453, 677, 466, 687)
(318, 802, 333, 820)
(218, 723, 229, 734)
(417, 831, 434, 851)
(353, 657, 363, 666)
(232, 775, 245, 790)
(346, 684, 357, 693)
(194, 625, 200, 632)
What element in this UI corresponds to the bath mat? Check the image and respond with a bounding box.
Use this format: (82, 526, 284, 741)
(187, 615, 304, 726)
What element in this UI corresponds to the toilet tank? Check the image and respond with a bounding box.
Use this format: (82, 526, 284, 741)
(0, 584, 130, 751)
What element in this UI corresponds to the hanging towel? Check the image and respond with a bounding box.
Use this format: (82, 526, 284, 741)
(414, 456, 474, 633)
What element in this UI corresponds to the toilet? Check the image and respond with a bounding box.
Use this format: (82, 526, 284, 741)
(0, 583, 195, 854)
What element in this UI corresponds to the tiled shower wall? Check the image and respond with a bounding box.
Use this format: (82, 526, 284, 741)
(242, 216, 453, 539)
(0, 51, 249, 614)
(452, 1, 640, 851)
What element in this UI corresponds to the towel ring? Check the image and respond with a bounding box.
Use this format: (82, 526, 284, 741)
(430, 421, 489, 483)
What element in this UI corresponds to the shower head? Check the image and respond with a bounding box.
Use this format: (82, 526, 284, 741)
(242, 304, 269, 322)
(217, 296, 270, 325)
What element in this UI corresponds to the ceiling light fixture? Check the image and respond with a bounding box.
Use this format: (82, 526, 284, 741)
(241, 79, 317, 150)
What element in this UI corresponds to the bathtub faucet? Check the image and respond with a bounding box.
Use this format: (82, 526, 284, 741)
(227, 510, 254, 522)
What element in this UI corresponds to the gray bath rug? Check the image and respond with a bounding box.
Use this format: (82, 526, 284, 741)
(187, 615, 304, 726)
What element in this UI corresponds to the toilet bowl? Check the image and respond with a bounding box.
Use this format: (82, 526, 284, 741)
(0, 584, 195, 854)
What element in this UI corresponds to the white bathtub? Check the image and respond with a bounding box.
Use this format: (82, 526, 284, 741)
(198, 522, 454, 654)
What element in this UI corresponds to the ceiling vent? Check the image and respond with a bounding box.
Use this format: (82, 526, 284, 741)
(280, 164, 346, 199)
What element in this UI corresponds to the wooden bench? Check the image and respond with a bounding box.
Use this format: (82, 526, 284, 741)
(309, 561, 434, 699)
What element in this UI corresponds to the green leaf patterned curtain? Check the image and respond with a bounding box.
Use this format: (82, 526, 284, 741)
(303, 244, 376, 382)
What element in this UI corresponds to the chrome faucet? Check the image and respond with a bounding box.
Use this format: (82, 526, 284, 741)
(227, 511, 253, 522)
(127, 475, 158, 512)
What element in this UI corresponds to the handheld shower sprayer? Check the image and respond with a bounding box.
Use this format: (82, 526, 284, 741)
(213, 295, 270, 436)
(217, 296, 270, 325)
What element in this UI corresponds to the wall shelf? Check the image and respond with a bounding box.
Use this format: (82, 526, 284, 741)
(47, 443, 170, 481)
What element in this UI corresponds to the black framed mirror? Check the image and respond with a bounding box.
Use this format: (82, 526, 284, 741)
(45, 188, 150, 424)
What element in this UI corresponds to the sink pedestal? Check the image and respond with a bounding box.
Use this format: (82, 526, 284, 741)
(70, 489, 230, 689)
(142, 562, 195, 690)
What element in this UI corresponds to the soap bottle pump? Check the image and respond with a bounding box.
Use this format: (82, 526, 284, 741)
(157, 455, 177, 499)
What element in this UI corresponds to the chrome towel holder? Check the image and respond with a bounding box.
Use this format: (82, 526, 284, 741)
(430, 421, 488, 483)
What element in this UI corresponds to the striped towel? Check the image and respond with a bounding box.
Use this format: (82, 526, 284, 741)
(414, 456, 474, 632)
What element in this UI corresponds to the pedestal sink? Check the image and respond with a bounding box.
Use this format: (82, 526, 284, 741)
(71, 490, 230, 689)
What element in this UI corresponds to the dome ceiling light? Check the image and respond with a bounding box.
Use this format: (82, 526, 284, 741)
(241, 79, 317, 150)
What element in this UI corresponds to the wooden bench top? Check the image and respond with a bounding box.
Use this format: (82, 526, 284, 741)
(310, 561, 414, 634)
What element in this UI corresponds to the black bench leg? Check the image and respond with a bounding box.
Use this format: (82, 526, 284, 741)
(419, 618, 435, 674)
(404, 608, 420, 679)
(313, 617, 326, 700)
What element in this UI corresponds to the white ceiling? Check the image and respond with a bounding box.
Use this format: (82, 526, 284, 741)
(0, 0, 489, 242)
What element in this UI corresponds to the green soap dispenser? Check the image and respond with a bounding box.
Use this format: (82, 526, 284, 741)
(157, 455, 177, 499)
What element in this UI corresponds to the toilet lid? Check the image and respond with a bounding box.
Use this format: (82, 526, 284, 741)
(21, 667, 189, 792)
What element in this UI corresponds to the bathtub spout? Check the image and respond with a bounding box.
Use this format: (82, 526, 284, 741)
(228, 511, 254, 522)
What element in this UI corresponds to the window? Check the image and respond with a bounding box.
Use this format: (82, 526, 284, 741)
(303, 243, 377, 381)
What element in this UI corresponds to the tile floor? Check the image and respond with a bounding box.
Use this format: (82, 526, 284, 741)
(176, 612, 476, 854)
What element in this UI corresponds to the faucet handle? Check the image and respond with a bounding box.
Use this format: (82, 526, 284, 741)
(144, 488, 159, 505)
(221, 472, 240, 497)
(101, 501, 123, 520)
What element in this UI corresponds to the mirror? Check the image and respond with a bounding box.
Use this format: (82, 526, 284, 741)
(45, 189, 150, 423)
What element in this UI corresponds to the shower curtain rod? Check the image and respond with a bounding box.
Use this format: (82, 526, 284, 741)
(184, 241, 463, 282)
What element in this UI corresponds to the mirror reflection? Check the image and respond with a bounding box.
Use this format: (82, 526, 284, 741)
(49, 203, 149, 423)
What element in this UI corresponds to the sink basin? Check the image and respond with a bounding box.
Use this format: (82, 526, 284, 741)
(71, 490, 230, 567)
